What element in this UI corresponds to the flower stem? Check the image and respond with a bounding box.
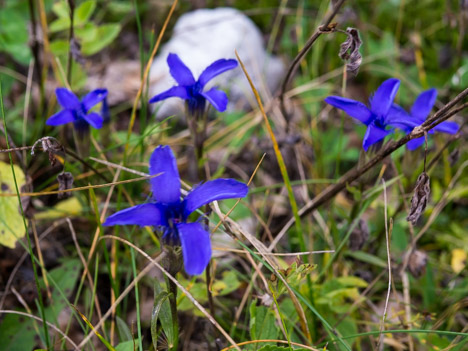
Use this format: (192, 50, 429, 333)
(165, 276, 179, 351)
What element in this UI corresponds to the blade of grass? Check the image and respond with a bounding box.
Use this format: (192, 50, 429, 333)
(235, 51, 306, 252)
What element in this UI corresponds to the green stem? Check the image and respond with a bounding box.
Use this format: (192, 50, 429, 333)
(166, 276, 179, 351)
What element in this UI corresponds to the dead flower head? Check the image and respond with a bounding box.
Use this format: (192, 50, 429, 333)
(407, 172, 430, 225)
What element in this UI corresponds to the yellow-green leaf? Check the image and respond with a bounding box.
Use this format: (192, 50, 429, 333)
(0, 160, 26, 248)
(35, 197, 83, 220)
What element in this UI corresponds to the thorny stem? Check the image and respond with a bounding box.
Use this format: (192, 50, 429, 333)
(279, 0, 347, 125)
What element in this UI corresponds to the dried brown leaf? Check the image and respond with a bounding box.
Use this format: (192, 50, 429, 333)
(31, 137, 65, 166)
(57, 172, 74, 199)
(339, 27, 362, 76)
(407, 172, 430, 225)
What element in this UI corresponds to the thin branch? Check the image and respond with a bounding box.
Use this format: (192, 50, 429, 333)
(279, 0, 347, 122)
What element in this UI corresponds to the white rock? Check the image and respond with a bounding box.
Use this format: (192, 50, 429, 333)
(149, 7, 285, 118)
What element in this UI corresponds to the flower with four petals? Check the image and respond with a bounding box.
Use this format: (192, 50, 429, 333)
(103, 145, 249, 275)
(149, 53, 238, 115)
(46, 88, 108, 131)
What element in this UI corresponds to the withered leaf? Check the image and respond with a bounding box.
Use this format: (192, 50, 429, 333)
(408, 249, 428, 278)
(339, 27, 362, 76)
(349, 219, 369, 251)
(407, 172, 430, 225)
(31, 136, 65, 166)
(57, 172, 73, 199)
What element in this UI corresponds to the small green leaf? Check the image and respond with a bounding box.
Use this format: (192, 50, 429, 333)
(152, 280, 174, 349)
(50, 39, 70, 55)
(52, 1, 69, 18)
(49, 17, 70, 32)
(81, 23, 121, 55)
(115, 340, 138, 351)
(75, 0, 96, 26)
(249, 301, 279, 343)
(345, 251, 387, 268)
(116, 316, 132, 342)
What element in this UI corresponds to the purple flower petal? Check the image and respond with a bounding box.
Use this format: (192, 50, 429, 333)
(369, 78, 400, 118)
(201, 88, 228, 112)
(433, 121, 459, 134)
(103, 203, 166, 227)
(167, 53, 196, 86)
(363, 124, 392, 151)
(149, 86, 189, 104)
(46, 109, 75, 126)
(149, 146, 181, 204)
(324, 96, 372, 125)
(407, 137, 426, 151)
(198, 58, 238, 87)
(386, 104, 417, 130)
(83, 112, 104, 129)
(176, 222, 212, 275)
(410, 88, 437, 121)
(56, 88, 81, 110)
(183, 179, 248, 217)
(82, 89, 108, 112)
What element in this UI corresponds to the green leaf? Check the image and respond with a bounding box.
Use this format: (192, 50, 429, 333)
(50, 39, 70, 55)
(49, 17, 70, 32)
(75, 0, 96, 26)
(249, 301, 279, 344)
(81, 23, 121, 55)
(335, 276, 368, 288)
(345, 251, 387, 268)
(0, 312, 36, 351)
(115, 340, 138, 351)
(116, 316, 132, 342)
(257, 346, 310, 351)
(152, 280, 174, 349)
(52, 1, 69, 18)
(0, 160, 26, 248)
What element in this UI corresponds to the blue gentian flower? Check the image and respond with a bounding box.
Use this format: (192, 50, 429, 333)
(325, 78, 410, 151)
(103, 145, 248, 275)
(46, 88, 108, 131)
(149, 53, 238, 115)
(389, 89, 459, 150)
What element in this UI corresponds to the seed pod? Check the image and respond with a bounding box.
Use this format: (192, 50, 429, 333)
(57, 172, 74, 199)
(339, 27, 362, 76)
(407, 172, 430, 225)
(349, 219, 369, 251)
(408, 249, 428, 278)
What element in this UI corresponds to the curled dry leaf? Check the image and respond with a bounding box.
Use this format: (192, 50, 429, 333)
(31, 136, 65, 166)
(408, 249, 428, 278)
(57, 172, 74, 199)
(339, 27, 362, 76)
(349, 219, 369, 251)
(407, 172, 430, 225)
